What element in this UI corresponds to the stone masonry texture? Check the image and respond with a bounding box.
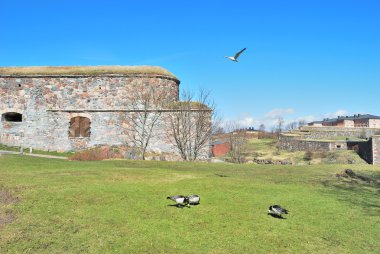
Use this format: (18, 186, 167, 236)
(0, 67, 211, 160)
(279, 129, 380, 165)
(373, 136, 380, 165)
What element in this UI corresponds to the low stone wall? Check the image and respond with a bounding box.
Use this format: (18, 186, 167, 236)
(356, 139, 373, 164)
(278, 135, 346, 152)
(279, 133, 380, 166)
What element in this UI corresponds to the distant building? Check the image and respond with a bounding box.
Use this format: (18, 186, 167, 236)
(308, 114, 380, 128)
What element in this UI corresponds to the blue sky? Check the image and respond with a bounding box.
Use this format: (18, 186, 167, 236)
(1, 0, 379, 129)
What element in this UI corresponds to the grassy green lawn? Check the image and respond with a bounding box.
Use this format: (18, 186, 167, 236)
(243, 138, 309, 164)
(0, 155, 379, 253)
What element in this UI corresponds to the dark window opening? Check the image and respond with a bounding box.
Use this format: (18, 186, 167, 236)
(336, 145, 341, 149)
(2, 112, 23, 122)
(69, 116, 91, 138)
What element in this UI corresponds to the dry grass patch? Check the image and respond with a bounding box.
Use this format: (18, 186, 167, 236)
(0, 66, 177, 78)
(0, 186, 19, 228)
(0, 187, 19, 206)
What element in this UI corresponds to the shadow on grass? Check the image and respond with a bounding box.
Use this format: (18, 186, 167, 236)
(214, 173, 228, 177)
(319, 170, 380, 216)
(267, 213, 287, 219)
(167, 204, 190, 209)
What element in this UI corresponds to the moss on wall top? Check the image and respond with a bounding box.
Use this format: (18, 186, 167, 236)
(0, 66, 177, 79)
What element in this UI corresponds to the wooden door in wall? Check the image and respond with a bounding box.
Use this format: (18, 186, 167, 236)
(69, 117, 91, 137)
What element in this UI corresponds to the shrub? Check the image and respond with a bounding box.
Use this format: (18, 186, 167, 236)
(226, 154, 246, 164)
(69, 147, 108, 161)
(303, 151, 313, 161)
(69, 146, 128, 161)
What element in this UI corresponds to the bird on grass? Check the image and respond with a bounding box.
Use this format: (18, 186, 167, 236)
(167, 195, 189, 207)
(225, 48, 247, 62)
(268, 205, 289, 218)
(187, 194, 200, 205)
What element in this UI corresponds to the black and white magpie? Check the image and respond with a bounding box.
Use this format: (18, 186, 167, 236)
(268, 205, 289, 217)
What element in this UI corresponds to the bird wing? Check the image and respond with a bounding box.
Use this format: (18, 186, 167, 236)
(234, 48, 246, 59)
(168, 195, 185, 201)
(273, 205, 288, 214)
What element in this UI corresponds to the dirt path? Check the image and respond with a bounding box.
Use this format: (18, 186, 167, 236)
(0, 150, 68, 160)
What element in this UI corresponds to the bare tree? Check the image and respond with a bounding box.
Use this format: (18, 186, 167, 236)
(298, 119, 307, 127)
(275, 117, 284, 138)
(259, 124, 266, 132)
(213, 125, 225, 135)
(258, 123, 266, 139)
(166, 89, 217, 161)
(125, 85, 169, 160)
(285, 121, 298, 131)
(224, 121, 248, 163)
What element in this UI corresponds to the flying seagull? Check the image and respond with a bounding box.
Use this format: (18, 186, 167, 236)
(268, 205, 289, 218)
(225, 48, 247, 62)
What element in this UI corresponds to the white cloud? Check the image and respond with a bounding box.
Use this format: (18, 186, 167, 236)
(236, 116, 256, 127)
(324, 109, 349, 118)
(226, 108, 296, 130)
(224, 113, 256, 128)
(295, 115, 319, 123)
(227, 108, 352, 131)
(264, 108, 295, 119)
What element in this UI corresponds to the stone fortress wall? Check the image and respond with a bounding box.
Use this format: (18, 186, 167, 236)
(278, 126, 380, 165)
(0, 66, 210, 160)
(372, 136, 380, 165)
(299, 126, 380, 139)
(278, 135, 346, 152)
